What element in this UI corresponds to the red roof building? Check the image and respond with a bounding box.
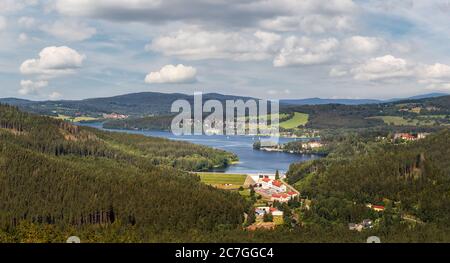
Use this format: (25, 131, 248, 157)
(272, 180, 282, 187)
(372, 205, 385, 211)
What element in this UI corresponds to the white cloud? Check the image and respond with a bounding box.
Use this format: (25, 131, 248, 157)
(145, 64, 197, 84)
(351, 55, 414, 81)
(261, 14, 353, 33)
(40, 20, 96, 41)
(343, 36, 383, 54)
(49, 91, 63, 100)
(18, 80, 48, 95)
(148, 28, 281, 61)
(273, 36, 339, 67)
(20, 46, 86, 77)
(240, 0, 357, 16)
(0, 16, 7, 31)
(418, 63, 450, 91)
(330, 67, 348, 77)
(419, 63, 450, 79)
(18, 16, 36, 28)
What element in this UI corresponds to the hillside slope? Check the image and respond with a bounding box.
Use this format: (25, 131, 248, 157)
(0, 104, 245, 241)
(0, 92, 257, 117)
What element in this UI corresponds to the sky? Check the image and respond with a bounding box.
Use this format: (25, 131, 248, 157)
(1, 0, 450, 100)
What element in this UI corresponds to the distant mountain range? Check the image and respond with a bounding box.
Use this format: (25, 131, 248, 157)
(0, 92, 448, 117)
(0, 92, 256, 117)
(280, 93, 449, 106)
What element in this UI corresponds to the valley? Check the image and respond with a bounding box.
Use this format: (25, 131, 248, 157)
(1, 93, 450, 243)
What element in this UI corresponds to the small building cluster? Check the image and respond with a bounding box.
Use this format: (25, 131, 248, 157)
(255, 206, 284, 217)
(271, 192, 298, 203)
(348, 219, 373, 232)
(102, 113, 129, 120)
(393, 132, 429, 141)
(301, 141, 323, 149)
(244, 174, 299, 203)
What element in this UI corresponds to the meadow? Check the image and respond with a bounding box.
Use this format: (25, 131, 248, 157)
(280, 112, 309, 129)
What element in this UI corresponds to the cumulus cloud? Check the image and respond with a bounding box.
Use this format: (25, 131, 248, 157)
(418, 63, 450, 90)
(51, 0, 357, 28)
(18, 46, 85, 97)
(18, 80, 48, 95)
(48, 91, 63, 100)
(145, 64, 197, 84)
(330, 67, 348, 77)
(20, 46, 86, 77)
(351, 55, 414, 81)
(419, 63, 450, 79)
(40, 20, 96, 41)
(343, 36, 383, 54)
(148, 28, 281, 61)
(273, 37, 339, 67)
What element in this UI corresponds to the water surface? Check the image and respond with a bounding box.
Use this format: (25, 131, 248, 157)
(81, 123, 319, 174)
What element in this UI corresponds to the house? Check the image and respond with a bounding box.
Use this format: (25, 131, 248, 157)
(255, 206, 284, 218)
(261, 177, 272, 189)
(271, 180, 287, 192)
(372, 205, 385, 212)
(394, 133, 417, 141)
(255, 206, 270, 216)
(287, 191, 298, 198)
(271, 193, 290, 203)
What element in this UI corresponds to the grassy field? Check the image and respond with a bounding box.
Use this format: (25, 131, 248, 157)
(198, 172, 247, 189)
(368, 116, 441, 126)
(280, 112, 309, 129)
(55, 115, 99, 123)
(238, 113, 289, 122)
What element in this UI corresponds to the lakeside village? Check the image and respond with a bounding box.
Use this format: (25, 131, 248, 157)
(253, 131, 432, 155)
(222, 132, 432, 231)
(237, 172, 395, 231)
(241, 172, 425, 231)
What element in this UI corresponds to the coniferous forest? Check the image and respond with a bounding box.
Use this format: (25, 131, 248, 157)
(1, 103, 450, 242)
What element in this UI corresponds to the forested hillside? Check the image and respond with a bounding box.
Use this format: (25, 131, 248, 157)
(0, 104, 245, 241)
(103, 95, 450, 132)
(287, 129, 450, 229)
(0, 92, 256, 118)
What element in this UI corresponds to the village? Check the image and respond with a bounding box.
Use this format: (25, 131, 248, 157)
(243, 172, 303, 230)
(198, 170, 403, 232)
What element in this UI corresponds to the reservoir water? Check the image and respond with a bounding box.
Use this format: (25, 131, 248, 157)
(81, 123, 319, 174)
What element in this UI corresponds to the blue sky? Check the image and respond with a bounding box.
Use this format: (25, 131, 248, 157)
(1, 0, 450, 100)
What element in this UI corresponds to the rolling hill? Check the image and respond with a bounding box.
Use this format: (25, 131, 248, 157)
(1, 92, 447, 119)
(0, 104, 245, 242)
(0, 92, 258, 118)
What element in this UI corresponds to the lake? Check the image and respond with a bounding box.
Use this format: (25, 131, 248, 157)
(81, 123, 320, 174)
